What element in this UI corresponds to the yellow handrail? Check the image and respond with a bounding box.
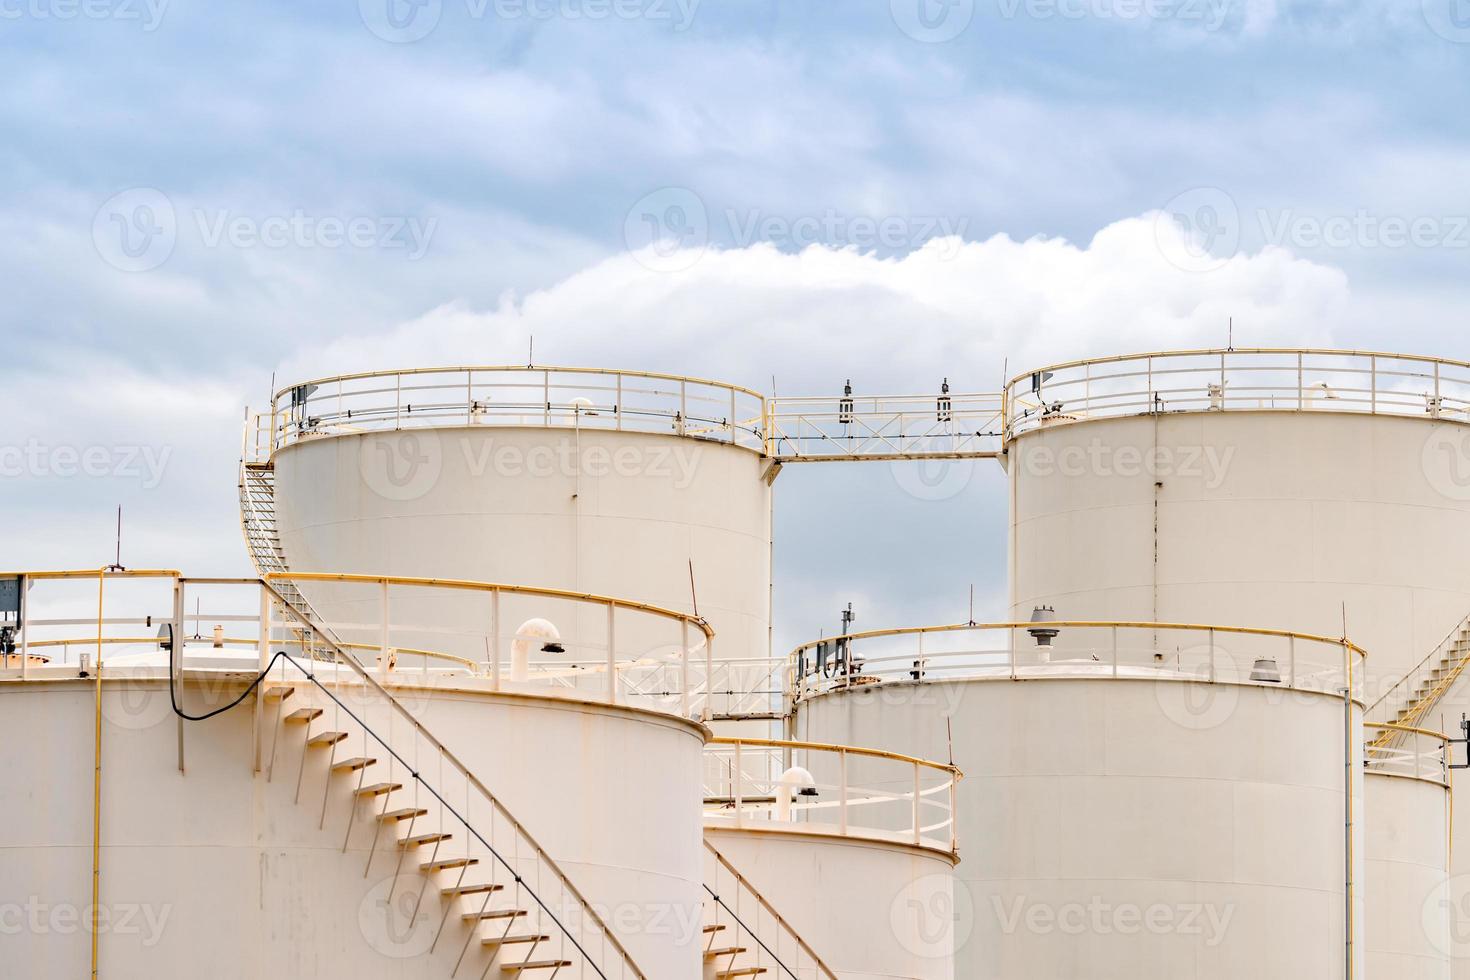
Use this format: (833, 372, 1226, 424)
(786, 620, 1367, 659)
(707, 736, 961, 778)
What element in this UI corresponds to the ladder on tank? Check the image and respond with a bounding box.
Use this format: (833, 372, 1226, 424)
(238, 459, 317, 626)
(1371, 612, 1470, 740)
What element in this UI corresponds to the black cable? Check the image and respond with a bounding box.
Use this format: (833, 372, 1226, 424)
(163, 622, 291, 721)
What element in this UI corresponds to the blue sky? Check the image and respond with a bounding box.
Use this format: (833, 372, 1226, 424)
(4, 0, 1469, 647)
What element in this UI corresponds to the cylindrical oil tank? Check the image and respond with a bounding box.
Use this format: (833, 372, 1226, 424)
(1005, 350, 1470, 962)
(792, 673, 1365, 980)
(1364, 726, 1452, 980)
(705, 827, 957, 980)
(1006, 350, 1470, 703)
(267, 368, 772, 665)
(0, 670, 706, 978)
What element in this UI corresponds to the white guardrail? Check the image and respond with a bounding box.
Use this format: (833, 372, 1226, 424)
(703, 737, 960, 855)
(785, 621, 1368, 705)
(1363, 723, 1451, 788)
(246, 366, 769, 463)
(1006, 348, 1470, 437)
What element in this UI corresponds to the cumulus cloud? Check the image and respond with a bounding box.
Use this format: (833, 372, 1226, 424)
(282, 213, 1348, 394)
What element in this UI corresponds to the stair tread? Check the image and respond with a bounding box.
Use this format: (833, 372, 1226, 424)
(356, 782, 403, 797)
(401, 833, 452, 848)
(307, 731, 348, 746)
(333, 757, 377, 772)
(463, 909, 526, 922)
(716, 970, 768, 979)
(379, 808, 428, 822)
(702, 924, 726, 934)
(705, 946, 747, 958)
(422, 857, 479, 872)
(442, 883, 505, 897)
(284, 707, 322, 723)
(501, 962, 573, 973)
(263, 686, 294, 700)
(482, 934, 551, 947)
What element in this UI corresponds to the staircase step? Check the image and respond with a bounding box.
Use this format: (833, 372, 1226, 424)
(463, 909, 526, 923)
(703, 924, 726, 934)
(705, 946, 747, 959)
(356, 782, 403, 798)
(482, 934, 550, 948)
(263, 686, 294, 701)
(380, 808, 428, 823)
(284, 708, 322, 724)
(422, 857, 479, 872)
(402, 833, 453, 849)
(442, 883, 505, 898)
(501, 962, 573, 974)
(716, 970, 767, 979)
(307, 731, 348, 747)
(332, 757, 376, 773)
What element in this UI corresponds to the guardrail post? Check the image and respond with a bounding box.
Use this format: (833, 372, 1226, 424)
(379, 579, 390, 673)
(912, 761, 922, 845)
(839, 749, 849, 836)
(394, 374, 402, 430)
(254, 584, 271, 772)
(490, 589, 501, 691)
(1289, 635, 1297, 689)
(733, 741, 744, 829)
(1208, 629, 1216, 683)
(680, 620, 691, 718)
(1009, 627, 1017, 681)
(704, 634, 715, 723)
(606, 604, 618, 704)
(174, 577, 186, 772)
(1111, 626, 1118, 678)
(19, 575, 29, 681)
(949, 775, 958, 853)
(1370, 356, 1377, 414)
(1297, 353, 1304, 411)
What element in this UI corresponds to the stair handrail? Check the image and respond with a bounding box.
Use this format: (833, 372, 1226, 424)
(702, 838, 840, 980)
(259, 578, 649, 980)
(1367, 610, 1470, 720)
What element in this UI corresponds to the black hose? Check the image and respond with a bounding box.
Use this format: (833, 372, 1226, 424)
(163, 622, 291, 721)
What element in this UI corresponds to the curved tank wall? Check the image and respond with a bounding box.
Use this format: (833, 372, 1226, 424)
(0, 673, 706, 978)
(1007, 411, 1470, 695)
(272, 426, 772, 662)
(1365, 772, 1450, 980)
(792, 676, 1365, 980)
(705, 826, 957, 980)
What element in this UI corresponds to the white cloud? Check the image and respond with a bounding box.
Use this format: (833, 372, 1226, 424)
(281, 213, 1348, 393)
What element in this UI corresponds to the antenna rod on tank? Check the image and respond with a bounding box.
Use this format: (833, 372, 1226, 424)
(688, 560, 700, 619)
(968, 585, 975, 626)
(1228, 317, 1234, 352)
(106, 506, 124, 572)
(528, 336, 535, 368)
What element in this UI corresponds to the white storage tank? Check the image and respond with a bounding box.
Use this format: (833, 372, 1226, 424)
(259, 367, 773, 666)
(787, 621, 1367, 980)
(0, 570, 709, 979)
(1364, 724, 1452, 980)
(702, 736, 962, 980)
(1005, 349, 1470, 702)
